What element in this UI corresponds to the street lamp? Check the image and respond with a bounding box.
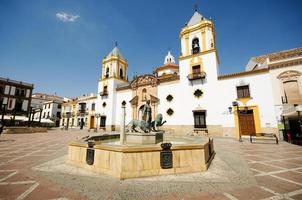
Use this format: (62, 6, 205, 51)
(232, 101, 242, 142)
(95, 113, 101, 132)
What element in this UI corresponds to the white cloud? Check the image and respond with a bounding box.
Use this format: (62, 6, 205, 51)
(56, 12, 80, 22)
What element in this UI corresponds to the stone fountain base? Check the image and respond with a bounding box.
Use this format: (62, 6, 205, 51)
(67, 135, 215, 180)
(126, 131, 163, 145)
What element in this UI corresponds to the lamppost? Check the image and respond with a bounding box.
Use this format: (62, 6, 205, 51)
(95, 113, 101, 132)
(231, 101, 242, 142)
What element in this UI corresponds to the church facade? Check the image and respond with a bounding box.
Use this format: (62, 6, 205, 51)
(95, 11, 302, 139)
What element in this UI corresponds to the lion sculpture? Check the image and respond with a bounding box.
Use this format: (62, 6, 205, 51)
(126, 113, 166, 133)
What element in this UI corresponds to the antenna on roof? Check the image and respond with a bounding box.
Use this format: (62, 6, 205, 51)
(194, 4, 198, 11)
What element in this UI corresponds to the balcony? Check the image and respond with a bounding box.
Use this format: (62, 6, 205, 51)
(187, 72, 206, 81)
(99, 91, 108, 97)
(78, 109, 86, 114)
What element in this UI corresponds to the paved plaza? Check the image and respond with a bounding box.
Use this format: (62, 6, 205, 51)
(0, 130, 302, 200)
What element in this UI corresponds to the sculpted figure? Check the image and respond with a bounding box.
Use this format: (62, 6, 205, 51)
(151, 114, 166, 132)
(142, 100, 152, 125)
(126, 114, 166, 133)
(127, 119, 150, 133)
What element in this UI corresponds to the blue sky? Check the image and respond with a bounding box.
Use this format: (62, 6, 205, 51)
(0, 0, 302, 97)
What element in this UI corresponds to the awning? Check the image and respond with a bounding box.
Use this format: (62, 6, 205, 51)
(281, 105, 302, 117)
(281, 111, 298, 117)
(33, 118, 55, 123)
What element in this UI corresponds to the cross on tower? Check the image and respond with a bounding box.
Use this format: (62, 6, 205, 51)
(194, 4, 198, 11)
(115, 41, 118, 47)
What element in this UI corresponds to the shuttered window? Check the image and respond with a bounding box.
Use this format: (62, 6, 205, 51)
(237, 85, 250, 98)
(193, 111, 206, 128)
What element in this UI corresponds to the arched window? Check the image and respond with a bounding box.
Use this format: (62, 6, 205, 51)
(105, 67, 109, 78)
(142, 88, 147, 101)
(192, 37, 200, 54)
(120, 67, 124, 79)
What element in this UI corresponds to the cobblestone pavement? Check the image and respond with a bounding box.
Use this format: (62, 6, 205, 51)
(0, 129, 302, 200)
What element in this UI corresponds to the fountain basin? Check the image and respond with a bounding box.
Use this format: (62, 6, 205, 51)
(126, 131, 163, 145)
(67, 135, 215, 179)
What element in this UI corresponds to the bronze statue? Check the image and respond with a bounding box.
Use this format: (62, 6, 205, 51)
(142, 100, 152, 125)
(127, 114, 166, 133)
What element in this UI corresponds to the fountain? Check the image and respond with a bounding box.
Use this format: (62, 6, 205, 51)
(67, 101, 215, 179)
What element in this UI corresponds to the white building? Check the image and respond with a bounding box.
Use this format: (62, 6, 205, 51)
(93, 10, 302, 140)
(60, 93, 97, 129)
(31, 93, 65, 126)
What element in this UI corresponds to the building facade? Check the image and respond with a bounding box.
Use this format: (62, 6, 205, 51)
(0, 77, 34, 120)
(94, 10, 302, 139)
(31, 93, 65, 126)
(60, 94, 97, 129)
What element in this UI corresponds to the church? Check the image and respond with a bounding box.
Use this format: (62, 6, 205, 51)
(91, 10, 302, 140)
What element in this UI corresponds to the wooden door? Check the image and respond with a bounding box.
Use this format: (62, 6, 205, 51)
(90, 116, 95, 129)
(239, 113, 256, 136)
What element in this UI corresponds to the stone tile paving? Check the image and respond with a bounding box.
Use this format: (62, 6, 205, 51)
(0, 129, 302, 200)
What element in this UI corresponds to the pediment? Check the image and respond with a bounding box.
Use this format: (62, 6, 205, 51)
(130, 74, 158, 89)
(277, 70, 301, 80)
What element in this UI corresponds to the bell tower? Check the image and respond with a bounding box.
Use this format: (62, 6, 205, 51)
(97, 43, 128, 131)
(100, 43, 128, 81)
(178, 8, 219, 83)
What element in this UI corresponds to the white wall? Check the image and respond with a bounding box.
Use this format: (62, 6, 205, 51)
(217, 73, 278, 129)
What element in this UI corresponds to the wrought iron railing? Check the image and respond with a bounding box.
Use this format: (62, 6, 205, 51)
(187, 72, 206, 81)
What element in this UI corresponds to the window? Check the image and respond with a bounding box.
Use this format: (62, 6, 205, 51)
(91, 103, 95, 111)
(44, 104, 46, 109)
(192, 38, 200, 54)
(166, 108, 174, 116)
(142, 88, 147, 101)
(58, 104, 61, 109)
(0, 98, 3, 109)
(102, 102, 106, 107)
(47, 112, 50, 118)
(237, 85, 250, 98)
(105, 67, 109, 78)
(21, 89, 25, 97)
(120, 68, 124, 79)
(48, 104, 50, 109)
(0, 86, 3, 94)
(192, 65, 201, 74)
(15, 88, 20, 96)
(57, 112, 60, 118)
(103, 86, 108, 93)
(8, 99, 12, 109)
(193, 111, 206, 128)
(43, 112, 46, 118)
(166, 94, 173, 102)
(194, 89, 203, 98)
(79, 103, 86, 112)
(15, 101, 22, 112)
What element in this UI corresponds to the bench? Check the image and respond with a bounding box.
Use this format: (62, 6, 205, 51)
(250, 133, 279, 144)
